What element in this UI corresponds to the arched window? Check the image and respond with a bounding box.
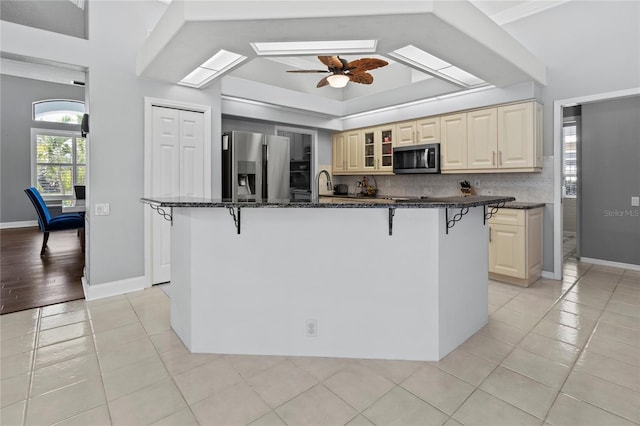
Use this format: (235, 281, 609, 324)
(33, 99, 85, 125)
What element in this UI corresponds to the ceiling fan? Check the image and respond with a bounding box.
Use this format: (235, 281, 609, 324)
(287, 56, 388, 88)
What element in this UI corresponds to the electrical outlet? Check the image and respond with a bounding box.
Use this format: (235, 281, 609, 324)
(385, 178, 391, 188)
(305, 319, 317, 337)
(474, 179, 480, 188)
(423, 187, 432, 195)
(95, 203, 110, 216)
(632, 196, 639, 207)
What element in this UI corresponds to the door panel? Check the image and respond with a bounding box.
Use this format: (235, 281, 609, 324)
(151, 106, 204, 285)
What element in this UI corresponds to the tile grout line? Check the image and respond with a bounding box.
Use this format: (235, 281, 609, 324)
(447, 266, 590, 424)
(22, 307, 41, 426)
(540, 267, 629, 424)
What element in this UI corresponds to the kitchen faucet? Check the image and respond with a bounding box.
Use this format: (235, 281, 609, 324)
(315, 169, 333, 202)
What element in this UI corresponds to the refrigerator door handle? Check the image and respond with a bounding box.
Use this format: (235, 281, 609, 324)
(262, 143, 268, 200)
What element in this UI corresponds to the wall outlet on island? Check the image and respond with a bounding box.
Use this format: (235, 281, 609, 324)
(305, 319, 317, 337)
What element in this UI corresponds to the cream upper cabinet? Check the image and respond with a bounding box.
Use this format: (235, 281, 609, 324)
(332, 130, 362, 174)
(361, 125, 394, 174)
(332, 132, 346, 173)
(441, 112, 467, 170)
(416, 116, 440, 145)
(332, 101, 542, 175)
(396, 117, 440, 147)
(396, 121, 416, 147)
(376, 125, 395, 173)
(362, 128, 377, 172)
(345, 130, 362, 172)
(467, 108, 498, 169)
(497, 102, 543, 170)
(488, 207, 543, 286)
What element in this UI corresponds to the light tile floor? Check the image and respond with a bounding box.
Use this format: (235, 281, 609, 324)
(1, 260, 639, 426)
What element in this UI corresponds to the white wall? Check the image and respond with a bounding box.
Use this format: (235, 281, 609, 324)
(1, 1, 221, 290)
(497, 1, 640, 272)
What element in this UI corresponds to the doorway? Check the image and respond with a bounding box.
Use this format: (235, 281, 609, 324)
(275, 126, 318, 201)
(562, 107, 580, 260)
(144, 98, 212, 287)
(553, 87, 640, 278)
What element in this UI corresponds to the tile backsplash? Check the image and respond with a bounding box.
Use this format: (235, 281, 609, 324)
(334, 157, 554, 204)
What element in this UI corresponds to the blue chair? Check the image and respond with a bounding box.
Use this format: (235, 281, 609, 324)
(24, 187, 85, 255)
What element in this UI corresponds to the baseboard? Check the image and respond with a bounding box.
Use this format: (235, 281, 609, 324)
(541, 270, 556, 280)
(82, 275, 149, 301)
(580, 257, 640, 272)
(0, 220, 38, 229)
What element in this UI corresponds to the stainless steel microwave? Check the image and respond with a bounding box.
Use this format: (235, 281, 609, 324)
(393, 143, 441, 174)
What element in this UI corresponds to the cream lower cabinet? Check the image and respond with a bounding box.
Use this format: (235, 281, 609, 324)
(488, 207, 543, 286)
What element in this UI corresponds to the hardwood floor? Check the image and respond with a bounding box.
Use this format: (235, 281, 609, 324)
(1, 227, 85, 315)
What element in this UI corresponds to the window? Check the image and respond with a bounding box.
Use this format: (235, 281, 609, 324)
(33, 100, 85, 125)
(563, 122, 577, 198)
(32, 130, 85, 197)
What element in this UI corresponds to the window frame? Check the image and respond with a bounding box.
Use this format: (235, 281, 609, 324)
(562, 120, 578, 199)
(32, 99, 85, 125)
(31, 128, 86, 200)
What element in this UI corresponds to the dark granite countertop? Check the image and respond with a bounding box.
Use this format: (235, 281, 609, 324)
(141, 195, 516, 209)
(493, 201, 546, 209)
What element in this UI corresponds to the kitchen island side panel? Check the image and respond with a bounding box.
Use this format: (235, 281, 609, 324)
(171, 207, 444, 361)
(437, 207, 489, 358)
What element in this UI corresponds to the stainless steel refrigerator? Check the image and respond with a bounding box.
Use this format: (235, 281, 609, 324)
(222, 131, 290, 201)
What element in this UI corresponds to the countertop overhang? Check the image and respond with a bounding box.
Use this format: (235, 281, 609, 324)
(140, 195, 516, 209)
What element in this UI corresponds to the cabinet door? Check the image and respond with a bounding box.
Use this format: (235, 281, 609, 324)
(467, 108, 497, 169)
(489, 223, 525, 278)
(332, 133, 346, 173)
(441, 112, 467, 170)
(416, 117, 440, 144)
(526, 208, 543, 276)
(377, 125, 395, 172)
(345, 130, 362, 172)
(396, 121, 416, 147)
(498, 102, 534, 169)
(362, 128, 376, 172)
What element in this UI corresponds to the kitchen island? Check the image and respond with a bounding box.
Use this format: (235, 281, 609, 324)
(141, 195, 514, 361)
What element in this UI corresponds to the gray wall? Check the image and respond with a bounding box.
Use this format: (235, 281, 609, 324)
(503, 0, 640, 272)
(580, 96, 640, 265)
(0, 75, 84, 223)
(0, 0, 87, 39)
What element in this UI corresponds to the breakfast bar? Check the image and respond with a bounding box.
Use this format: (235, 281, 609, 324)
(142, 195, 514, 361)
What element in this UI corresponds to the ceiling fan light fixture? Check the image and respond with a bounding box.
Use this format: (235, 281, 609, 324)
(327, 74, 350, 88)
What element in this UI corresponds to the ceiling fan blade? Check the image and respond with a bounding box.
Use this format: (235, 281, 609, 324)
(318, 56, 343, 69)
(346, 58, 388, 74)
(348, 72, 374, 85)
(287, 70, 330, 73)
(316, 76, 330, 88)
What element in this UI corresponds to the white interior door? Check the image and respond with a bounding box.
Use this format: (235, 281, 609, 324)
(151, 106, 204, 284)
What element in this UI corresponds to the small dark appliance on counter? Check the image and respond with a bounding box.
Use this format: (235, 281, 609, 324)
(333, 184, 349, 195)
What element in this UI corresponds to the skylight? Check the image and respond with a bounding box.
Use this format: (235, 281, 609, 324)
(251, 40, 377, 56)
(388, 45, 486, 88)
(179, 50, 247, 88)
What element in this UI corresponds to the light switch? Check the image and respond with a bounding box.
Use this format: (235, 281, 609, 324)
(632, 196, 639, 207)
(95, 203, 110, 215)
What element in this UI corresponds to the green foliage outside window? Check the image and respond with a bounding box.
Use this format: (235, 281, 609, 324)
(36, 134, 85, 195)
